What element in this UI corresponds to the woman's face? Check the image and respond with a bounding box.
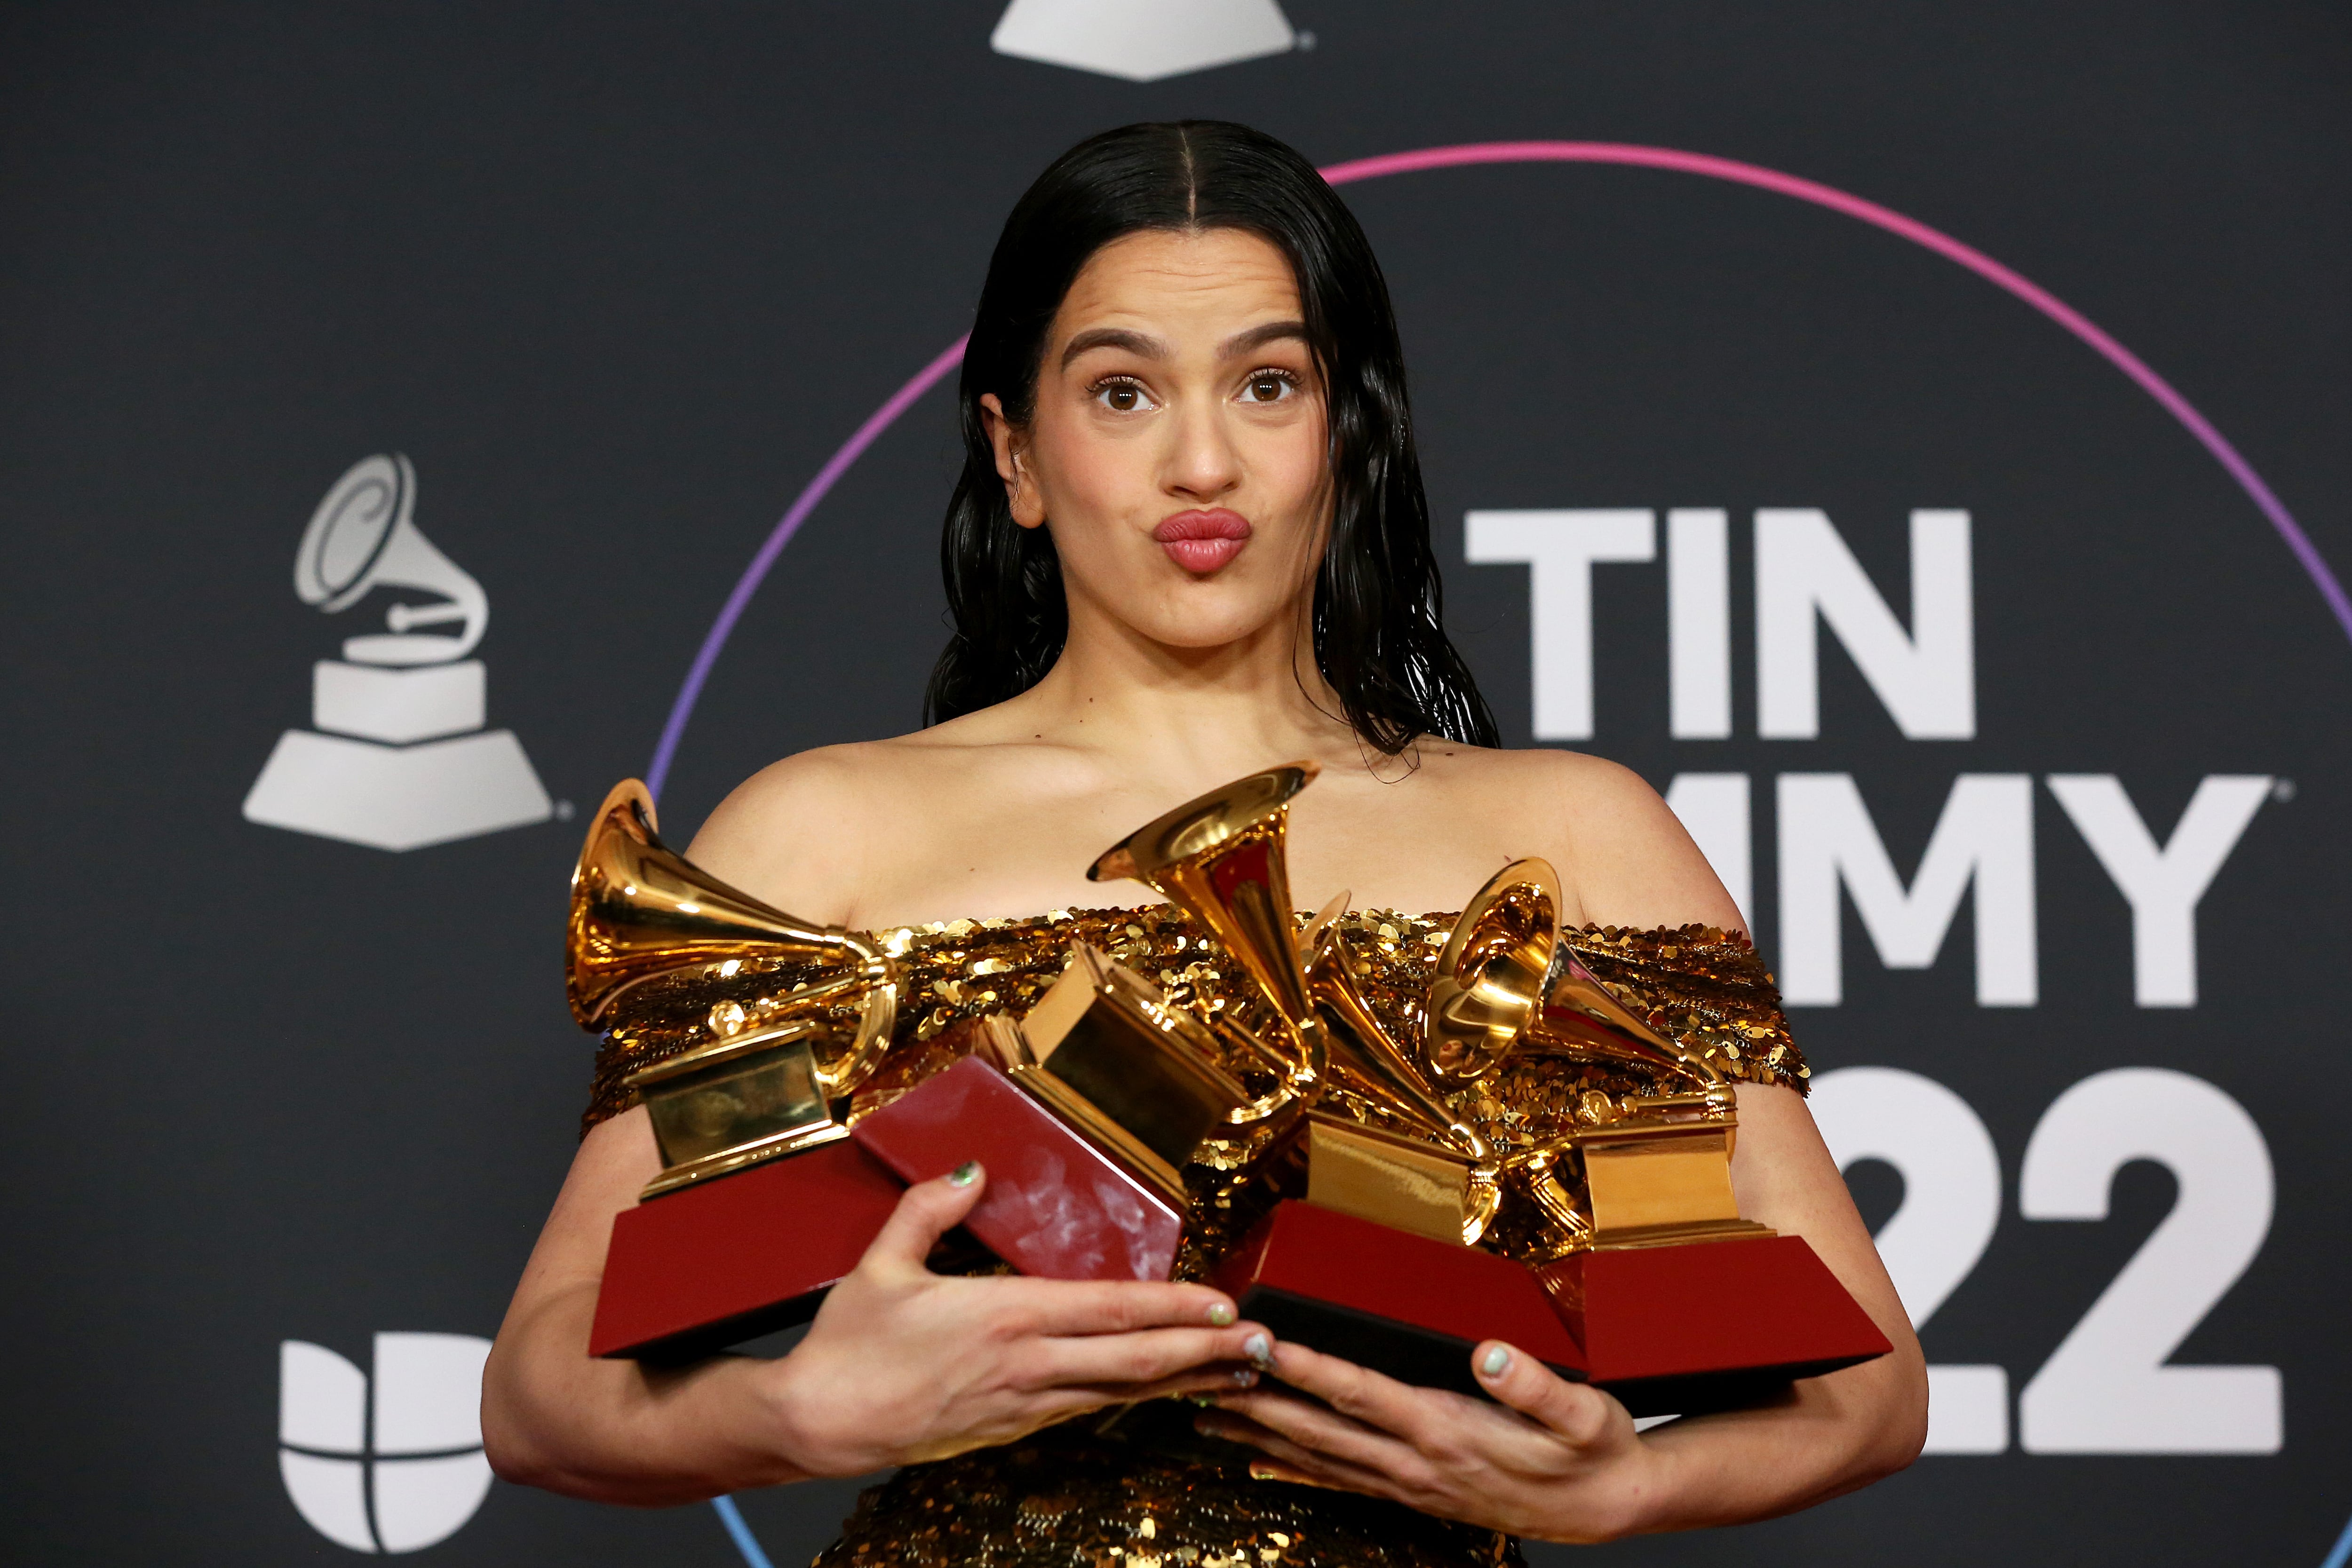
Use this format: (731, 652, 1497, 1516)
(985, 227, 1333, 653)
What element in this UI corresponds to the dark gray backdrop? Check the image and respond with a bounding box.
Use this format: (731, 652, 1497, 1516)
(8, 2, 2348, 1564)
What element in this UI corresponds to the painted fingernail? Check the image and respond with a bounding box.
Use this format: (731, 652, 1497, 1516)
(1479, 1344, 1513, 1378)
(1206, 1301, 1236, 1326)
(1231, 1367, 1258, 1388)
(948, 1161, 981, 1188)
(1244, 1333, 1272, 1369)
(1248, 1463, 1278, 1481)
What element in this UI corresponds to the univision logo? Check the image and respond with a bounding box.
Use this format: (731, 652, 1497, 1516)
(278, 1334, 493, 1553)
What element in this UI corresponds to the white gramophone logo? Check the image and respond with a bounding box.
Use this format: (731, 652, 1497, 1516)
(279, 1333, 494, 1553)
(242, 455, 553, 851)
(991, 0, 1296, 81)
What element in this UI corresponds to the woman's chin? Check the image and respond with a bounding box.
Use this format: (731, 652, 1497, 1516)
(1147, 624, 1295, 655)
(1120, 592, 1292, 652)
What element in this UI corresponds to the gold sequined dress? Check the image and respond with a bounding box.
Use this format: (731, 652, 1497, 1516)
(583, 907, 1808, 1568)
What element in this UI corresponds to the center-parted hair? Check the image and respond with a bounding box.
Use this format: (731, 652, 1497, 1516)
(925, 120, 1498, 755)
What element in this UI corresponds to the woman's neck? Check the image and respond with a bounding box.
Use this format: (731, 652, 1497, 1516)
(1010, 594, 1362, 781)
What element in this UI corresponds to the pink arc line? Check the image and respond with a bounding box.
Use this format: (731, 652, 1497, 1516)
(647, 141, 2343, 804)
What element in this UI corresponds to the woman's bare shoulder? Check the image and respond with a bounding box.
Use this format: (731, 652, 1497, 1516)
(681, 728, 982, 917)
(1412, 743, 1742, 933)
(1408, 740, 1656, 817)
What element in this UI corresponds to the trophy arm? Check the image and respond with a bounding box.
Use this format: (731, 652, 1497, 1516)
(807, 931, 901, 1100)
(1462, 1167, 1505, 1246)
(1208, 1012, 1323, 1127)
(1498, 1133, 1597, 1253)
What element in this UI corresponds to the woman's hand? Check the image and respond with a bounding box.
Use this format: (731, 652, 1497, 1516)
(1193, 1339, 1660, 1544)
(769, 1163, 1275, 1476)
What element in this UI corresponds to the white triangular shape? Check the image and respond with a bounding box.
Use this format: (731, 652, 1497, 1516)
(992, 0, 1295, 83)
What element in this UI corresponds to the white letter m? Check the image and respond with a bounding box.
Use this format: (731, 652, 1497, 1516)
(1778, 774, 2036, 1006)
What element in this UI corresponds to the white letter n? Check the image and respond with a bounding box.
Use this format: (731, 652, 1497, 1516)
(1756, 508, 1974, 739)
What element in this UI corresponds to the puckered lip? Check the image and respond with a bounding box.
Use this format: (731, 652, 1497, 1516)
(1151, 508, 1253, 542)
(1152, 508, 1253, 575)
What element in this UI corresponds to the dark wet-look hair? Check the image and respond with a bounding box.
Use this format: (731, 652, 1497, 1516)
(924, 120, 1498, 755)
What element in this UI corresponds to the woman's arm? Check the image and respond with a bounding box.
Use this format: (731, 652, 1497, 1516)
(481, 1110, 1276, 1505)
(1192, 1084, 1926, 1540)
(481, 1113, 799, 1504)
(1635, 1083, 1928, 1523)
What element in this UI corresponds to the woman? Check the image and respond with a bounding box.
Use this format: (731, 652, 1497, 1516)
(484, 121, 1926, 1562)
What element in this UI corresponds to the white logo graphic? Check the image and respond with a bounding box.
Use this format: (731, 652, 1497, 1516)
(243, 455, 553, 851)
(279, 1333, 494, 1553)
(992, 0, 1295, 81)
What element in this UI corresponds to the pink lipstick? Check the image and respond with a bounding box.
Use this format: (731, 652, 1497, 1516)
(1152, 509, 1252, 574)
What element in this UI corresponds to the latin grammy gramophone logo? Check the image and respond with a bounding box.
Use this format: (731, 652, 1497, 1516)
(242, 454, 553, 852)
(991, 0, 1296, 81)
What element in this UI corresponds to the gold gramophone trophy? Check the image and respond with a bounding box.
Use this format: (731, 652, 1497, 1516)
(571, 780, 1250, 1360)
(570, 781, 903, 1193)
(1087, 764, 1589, 1395)
(570, 780, 914, 1359)
(1425, 859, 1889, 1411)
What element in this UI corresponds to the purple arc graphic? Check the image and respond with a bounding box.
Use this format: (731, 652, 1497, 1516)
(648, 139, 2344, 806)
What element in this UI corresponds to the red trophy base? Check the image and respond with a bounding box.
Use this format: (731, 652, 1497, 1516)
(853, 1056, 1185, 1282)
(1538, 1235, 1892, 1416)
(1212, 1201, 1588, 1398)
(588, 1138, 903, 1361)
(592, 1054, 1192, 1362)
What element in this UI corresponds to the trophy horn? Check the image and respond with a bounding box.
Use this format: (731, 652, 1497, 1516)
(1301, 893, 1494, 1163)
(1088, 763, 1324, 1092)
(1431, 861, 1760, 1254)
(1300, 895, 1502, 1244)
(566, 780, 899, 1098)
(1424, 858, 1723, 1096)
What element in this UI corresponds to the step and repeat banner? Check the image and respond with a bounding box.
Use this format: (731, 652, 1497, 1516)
(9, 3, 2347, 1565)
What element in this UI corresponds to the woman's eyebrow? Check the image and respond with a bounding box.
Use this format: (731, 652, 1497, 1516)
(1060, 327, 1166, 368)
(1218, 320, 1308, 358)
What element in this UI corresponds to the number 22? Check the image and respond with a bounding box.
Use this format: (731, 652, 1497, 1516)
(1810, 1065, 2279, 1456)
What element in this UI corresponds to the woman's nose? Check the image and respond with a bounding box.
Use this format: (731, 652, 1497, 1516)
(1163, 403, 1243, 499)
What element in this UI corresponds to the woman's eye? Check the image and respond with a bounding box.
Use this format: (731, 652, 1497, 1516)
(1095, 380, 1152, 412)
(1242, 373, 1295, 404)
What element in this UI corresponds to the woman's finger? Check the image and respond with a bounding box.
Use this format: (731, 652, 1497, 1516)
(1470, 1340, 1621, 1446)
(993, 1276, 1245, 1337)
(1236, 1458, 1343, 1490)
(1201, 1390, 1427, 1478)
(1042, 1366, 1266, 1413)
(1027, 1324, 1271, 1389)
(1203, 1411, 1406, 1500)
(855, 1162, 988, 1278)
(1247, 1452, 1395, 1497)
(1250, 1339, 1450, 1444)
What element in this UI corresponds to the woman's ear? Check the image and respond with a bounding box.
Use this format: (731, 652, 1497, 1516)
(979, 393, 1048, 531)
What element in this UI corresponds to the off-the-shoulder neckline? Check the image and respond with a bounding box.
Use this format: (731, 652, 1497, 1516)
(856, 905, 1747, 950)
(855, 903, 1457, 943)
